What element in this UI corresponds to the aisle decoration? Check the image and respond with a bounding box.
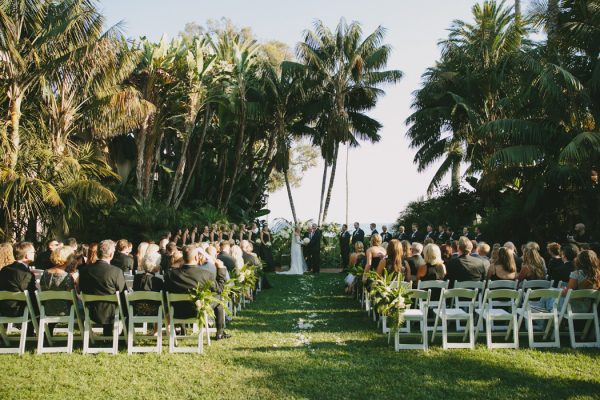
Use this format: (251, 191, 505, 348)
(368, 270, 412, 330)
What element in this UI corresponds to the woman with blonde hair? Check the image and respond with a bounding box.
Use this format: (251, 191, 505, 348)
(518, 247, 546, 281)
(40, 246, 76, 316)
(377, 239, 411, 281)
(417, 243, 446, 281)
(346, 242, 366, 294)
(135, 242, 149, 273)
(231, 245, 245, 273)
(362, 234, 386, 283)
(0, 243, 14, 269)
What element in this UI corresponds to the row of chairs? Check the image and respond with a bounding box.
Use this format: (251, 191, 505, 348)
(360, 279, 600, 351)
(0, 287, 254, 355)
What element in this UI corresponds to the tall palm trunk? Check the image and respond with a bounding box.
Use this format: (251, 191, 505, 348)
(135, 116, 150, 199)
(345, 143, 349, 226)
(322, 143, 339, 224)
(7, 91, 23, 169)
(284, 166, 298, 224)
(317, 162, 328, 225)
(175, 106, 211, 209)
(222, 87, 247, 211)
(547, 0, 560, 57)
(451, 159, 461, 192)
(514, 0, 521, 20)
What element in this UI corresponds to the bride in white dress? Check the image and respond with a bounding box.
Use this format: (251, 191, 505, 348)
(278, 226, 307, 275)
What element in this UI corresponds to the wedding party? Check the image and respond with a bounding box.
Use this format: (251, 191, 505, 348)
(1, 0, 599, 399)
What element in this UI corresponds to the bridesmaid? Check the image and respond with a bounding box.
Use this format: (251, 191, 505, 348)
(260, 223, 276, 271)
(200, 226, 210, 243)
(190, 226, 198, 244)
(249, 223, 259, 244)
(239, 224, 247, 244)
(210, 224, 219, 243)
(220, 224, 229, 242)
(181, 228, 189, 245)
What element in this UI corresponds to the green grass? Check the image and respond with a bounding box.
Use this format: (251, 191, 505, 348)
(1, 273, 599, 400)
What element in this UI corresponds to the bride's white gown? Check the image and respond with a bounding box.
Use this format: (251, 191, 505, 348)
(279, 233, 307, 275)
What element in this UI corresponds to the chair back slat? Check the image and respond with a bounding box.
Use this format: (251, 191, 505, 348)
(487, 280, 517, 290)
(522, 280, 552, 290)
(486, 288, 520, 300)
(527, 288, 561, 300)
(80, 293, 120, 304)
(443, 288, 477, 299)
(454, 280, 485, 290)
(0, 291, 27, 302)
(417, 280, 448, 290)
(408, 289, 429, 300)
(566, 289, 599, 301)
(37, 290, 76, 302)
(126, 291, 163, 302)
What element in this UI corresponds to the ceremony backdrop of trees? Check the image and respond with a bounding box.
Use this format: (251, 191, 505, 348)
(401, 0, 600, 244)
(0, 0, 400, 243)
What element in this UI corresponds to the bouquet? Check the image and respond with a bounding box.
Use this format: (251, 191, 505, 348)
(255, 239, 261, 244)
(302, 238, 310, 246)
(235, 240, 240, 245)
(266, 241, 272, 247)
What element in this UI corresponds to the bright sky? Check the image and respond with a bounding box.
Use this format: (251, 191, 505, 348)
(100, 0, 524, 225)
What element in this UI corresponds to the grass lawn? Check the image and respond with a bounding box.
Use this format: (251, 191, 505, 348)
(1, 273, 599, 400)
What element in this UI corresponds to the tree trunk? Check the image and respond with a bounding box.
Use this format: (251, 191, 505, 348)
(321, 143, 339, 224)
(317, 162, 328, 225)
(284, 166, 298, 224)
(147, 130, 164, 199)
(547, 0, 559, 57)
(345, 143, 349, 226)
(7, 93, 22, 170)
(166, 127, 192, 206)
(248, 130, 279, 208)
(222, 89, 247, 211)
(135, 116, 150, 199)
(514, 0, 521, 20)
(175, 106, 211, 210)
(451, 159, 461, 192)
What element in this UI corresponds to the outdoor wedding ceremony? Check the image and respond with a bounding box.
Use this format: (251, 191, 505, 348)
(0, 0, 599, 399)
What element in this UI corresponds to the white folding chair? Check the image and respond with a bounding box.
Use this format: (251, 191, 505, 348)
(80, 293, 126, 354)
(417, 280, 449, 331)
(513, 288, 561, 348)
(125, 291, 165, 354)
(0, 291, 34, 355)
(557, 289, 600, 348)
(521, 279, 553, 291)
(166, 292, 211, 353)
(487, 280, 518, 290)
(431, 288, 478, 349)
(453, 281, 486, 331)
(124, 274, 135, 291)
(35, 290, 82, 354)
(475, 288, 521, 349)
(395, 289, 430, 351)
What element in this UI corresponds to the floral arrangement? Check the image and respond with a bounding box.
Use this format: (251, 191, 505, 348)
(302, 238, 310, 245)
(367, 269, 412, 330)
(189, 281, 228, 330)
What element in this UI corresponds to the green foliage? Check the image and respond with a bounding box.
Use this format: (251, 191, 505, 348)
(189, 281, 228, 330)
(368, 269, 412, 330)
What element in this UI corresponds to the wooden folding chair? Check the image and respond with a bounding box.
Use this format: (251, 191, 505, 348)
(125, 291, 165, 354)
(35, 290, 82, 354)
(80, 293, 127, 354)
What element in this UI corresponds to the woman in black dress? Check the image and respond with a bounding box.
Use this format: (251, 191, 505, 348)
(418, 243, 447, 300)
(220, 224, 229, 242)
(259, 223, 276, 271)
(210, 224, 219, 243)
(376, 239, 411, 281)
(199, 226, 210, 243)
(249, 223, 259, 244)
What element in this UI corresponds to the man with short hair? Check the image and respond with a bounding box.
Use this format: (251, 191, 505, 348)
(0, 242, 37, 319)
(570, 223, 592, 245)
(35, 239, 59, 270)
(437, 225, 448, 243)
(307, 223, 322, 273)
(410, 223, 424, 242)
(406, 242, 425, 281)
(397, 225, 410, 241)
(445, 236, 487, 284)
(476, 242, 491, 274)
(425, 225, 435, 240)
(339, 224, 351, 271)
(217, 241, 236, 273)
(78, 240, 126, 336)
(549, 244, 578, 286)
(380, 225, 392, 243)
(165, 245, 229, 340)
(351, 222, 365, 246)
(475, 227, 484, 242)
(112, 239, 134, 274)
(369, 223, 378, 236)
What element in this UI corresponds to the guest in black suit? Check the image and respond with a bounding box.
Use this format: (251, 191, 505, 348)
(0, 242, 37, 319)
(35, 239, 59, 270)
(437, 225, 449, 243)
(369, 223, 378, 236)
(397, 225, 410, 241)
(164, 245, 230, 340)
(380, 226, 392, 243)
(112, 239, 134, 274)
(78, 240, 126, 336)
(218, 241, 237, 274)
(475, 227, 484, 242)
(351, 222, 365, 246)
(307, 223, 322, 273)
(549, 243, 578, 286)
(339, 224, 351, 271)
(424, 225, 435, 241)
(462, 227, 474, 240)
(410, 223, 425, 243)
(445, 236, 487, 285)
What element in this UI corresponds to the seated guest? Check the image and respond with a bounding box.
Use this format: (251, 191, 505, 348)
(504, 242, 522, 271)
(132, 252, 164, 317)
(160, 242, 177, 274)
(548, 243, 578, 286)
(406, 242, 426, 278)
(230, 245, 245, 273)
(86, 243, 98, 265)
(164, 245, 230, 340)
(546, 242, 563, 277)
(418, 243, 446, 300)
(112, 239, 134, 274)
(78, 240, 126, 336)
(517, 247, 547, 281)
(349, 242, 367, 269)
(35, 239, 59, 270)
(417, 243, 446, 281)
(0, 242, 37, 319)
(218, 242, 236, 274)
(476, 242, 491, 273)
(376, 239, 411, 281)
(439, 244, 453, 265)
(363, 234, 387, 282)
(561, 250, 600, 312)
(135, 242, 149, 273)
(487, 247, 517, 280)
(489, 243, 501, 265)
(446, 236, 487, 284)
(40, 245, 77, 316)
(170, 248, 184, 269)
(0, 242, 15, 269)
(241, 240, 261, 267)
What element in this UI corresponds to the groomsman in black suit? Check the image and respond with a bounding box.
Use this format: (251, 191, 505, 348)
(351, 222, 365, 246)
(462, 226, 474, 240)
(78, 240, 126, 336)
(0, 242, 37, 320)
(424, 224, 436, 241)
(370, 223, 378, 236)
(307, 223, 322, 273)
(397, 225, 410, 241)
(339, 224, 351, 271)
(474, 227, 484, 242)
(381, 225, 392, 243)
(410, 223, 425, 242)
(448, 227, 459, 242)
(437, 225, 449, 243)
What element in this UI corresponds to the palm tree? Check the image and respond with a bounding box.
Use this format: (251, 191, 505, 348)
(295, 19, 403, 224)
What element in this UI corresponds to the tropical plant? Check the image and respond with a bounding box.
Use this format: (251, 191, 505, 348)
(189, 281, 228, 332)
(368, 269, 412, 330)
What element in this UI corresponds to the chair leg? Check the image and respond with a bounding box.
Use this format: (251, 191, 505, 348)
(486, 317, 492, 348)
(83, 318, 90, 354)
(37, 318, 45, 354)
(513, 315, 519, 349)
(527, 314, 534, 347)
(422, 319, 428, 350)
(568, 317, 576, 348)
(128, 318, 134, 355)
(19, 319, 28, 356)
(112, 316, 119, 355)
(169, 321, 175, 353)
(442, 316, 448, 349)
(157, 314, 163, 354)
(0, 323, 10, 346)
(67, 314, 74, 353)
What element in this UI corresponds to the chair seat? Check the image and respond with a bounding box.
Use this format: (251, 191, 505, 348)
(476, 309, 511, 317)
(403, 309, 424, 318)
(434, 308, 469, 317)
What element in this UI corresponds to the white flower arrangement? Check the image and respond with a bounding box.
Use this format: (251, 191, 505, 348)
(266, 241, 272, 247)
(302, 238, 310, 246)
(235, 240, 240, 245)
(255, 239, 261, 244)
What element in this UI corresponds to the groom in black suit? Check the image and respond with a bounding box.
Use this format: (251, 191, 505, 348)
(351, 222, 365, 246)
(307, 223, 322, 273)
